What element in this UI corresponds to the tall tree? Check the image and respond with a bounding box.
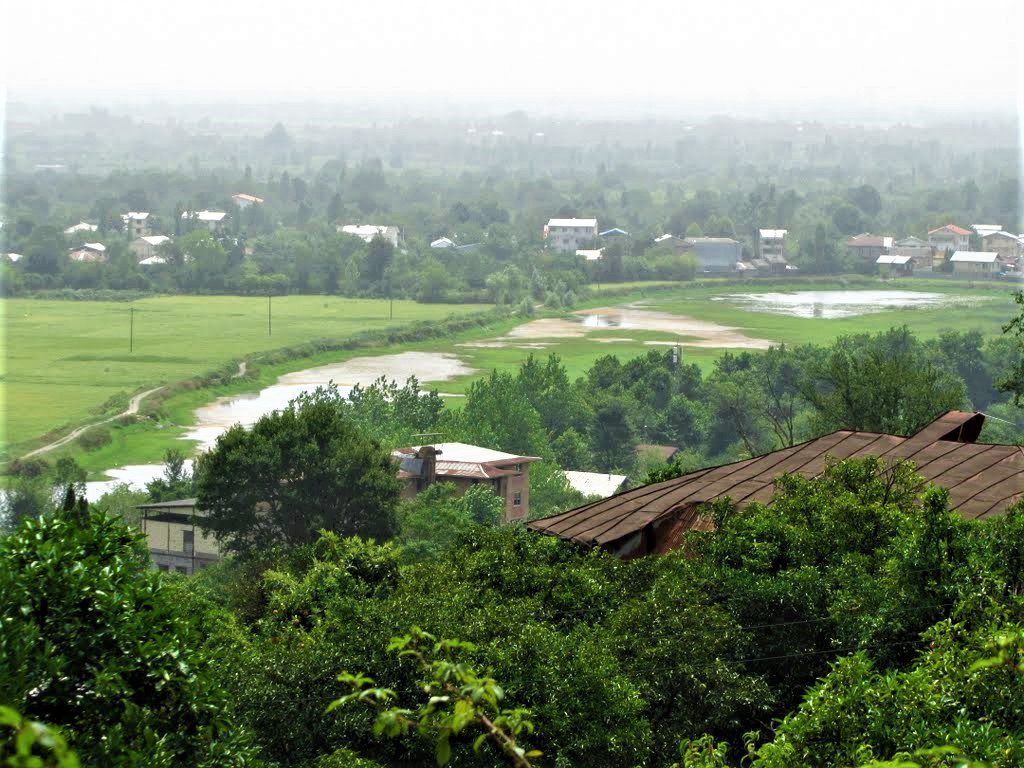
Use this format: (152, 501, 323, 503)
(195, 386, 401, 555)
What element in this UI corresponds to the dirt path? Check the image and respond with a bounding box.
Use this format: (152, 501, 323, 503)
(22, 386, 166, 460)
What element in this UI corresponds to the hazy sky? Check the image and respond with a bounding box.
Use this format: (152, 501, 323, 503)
(7, 0, 1021, 117)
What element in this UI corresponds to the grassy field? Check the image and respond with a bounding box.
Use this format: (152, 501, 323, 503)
(1, 295, 491, 455)
(5, 277, 1020, 476)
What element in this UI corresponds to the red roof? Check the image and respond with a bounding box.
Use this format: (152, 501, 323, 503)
(529, 412, 1023, 554)
(928, 224, 970, 236)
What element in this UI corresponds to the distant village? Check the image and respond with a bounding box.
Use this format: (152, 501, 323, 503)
(9, 199, 1021, 282)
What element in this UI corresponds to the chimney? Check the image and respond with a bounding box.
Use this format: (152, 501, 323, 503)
(416, 445, 439, 487)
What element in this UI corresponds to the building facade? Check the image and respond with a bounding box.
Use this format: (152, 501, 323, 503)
(393, 442, 539, 521)
(844, 233, 893, 263)
(950, 250, 1000, 274)
(981, 232, 1021, 264)
(683, 237, 743, 272)
(544, 218, 599, 252)
(927, 224, 970, 255)
(137, 499, 221, 575)
(130, 235, 171, 261)
(122, 212, 152, 238)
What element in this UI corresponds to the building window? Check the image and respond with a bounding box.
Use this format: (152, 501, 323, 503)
(183, 530, 194, 554)
(514, 463, 522, 473)
(512, 491, 522, 507)
(175, 566, 188, 575)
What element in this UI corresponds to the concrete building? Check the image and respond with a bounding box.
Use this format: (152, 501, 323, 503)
(844, 233, 893, 263)
(338, 224, 401, 247)
(683, 237, 743, 273)
(950, 251, 1001, 275)
(122, 212, 152, 238)
(544, 218, 599, 252)
(182, 210, 228, 232)
(137, 499, 221, 575)
(892, 236, 935, 267)
(392, 442, 540, 522)
(758, 229, 787, 258)
(232, 193, 264, 209)
(130, 235, 171, 261)
(972, 224, 1003, 239)
(576, 248, 604, 262)
(927, 224, 970, 255)
(981, 231, 1022, 264)
(652, 233, 688, 254)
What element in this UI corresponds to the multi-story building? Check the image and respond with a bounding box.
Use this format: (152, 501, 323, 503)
(392, 442, 540, 522)
(182, 210, 228, 233)
(544, 218, 599, 252)
(122, 212, 152, 238)
(981, 231, 1022, 264)
(927, 224, 970, 255)
(844, 233, 893, 263)
(130, 235, 171, 261)
(758, 229, 787, 258)
(137, 498, 221, 575)
(892, 236, 936, 268)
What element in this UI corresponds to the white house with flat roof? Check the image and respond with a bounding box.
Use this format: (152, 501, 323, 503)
(545, 218, 598, 252)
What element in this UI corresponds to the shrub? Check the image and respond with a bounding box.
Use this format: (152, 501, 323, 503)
(76, 425, 112, 450)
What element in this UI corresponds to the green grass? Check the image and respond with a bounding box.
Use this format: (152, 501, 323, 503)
(7, 277, 1019, 478)
(1, 295, 491, 455)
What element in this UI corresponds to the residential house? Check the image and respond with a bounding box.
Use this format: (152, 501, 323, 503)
(392, 442, 540, 522)
(564, 471, 627, 500)
(430, 236, 456, 248)
(68, 243, 107, 263)
(876, 254, 913, 275)
(338, 224, 401, 247)
(122, 212, 152, 238)
(138, 255, 168, 267)
(5, 253, 23, 263)
(758, 229, 787, 258)
(652, 233, 688, 254)
(844, 233, 893, 263)
(576, 248, 604, 262)
(232, 193, 264, 209)
(136, 499, 221, 575)
(972, 224, 1003, 239)
(892, 236, 936, 268)
(927, 224, 970, 255)
(683, 237, 743, 273)
(529, 411, 1024, 558)
(950, 251, 1001, 275)
(599, 227, 630, 239)
(981, 231, 1022, 265)
(64, 221, 98, 235)
(544, 218, 599, 252)
(182, 210, 228, 232)
(130, 235, 171, 261)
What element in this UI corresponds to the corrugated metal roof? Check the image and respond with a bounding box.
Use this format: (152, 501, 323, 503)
(877, 254, 912, 264)
(759, 229, 787, 239)
(951, 251, 999, 263)
(928, 224, 970, 236)
(530, 412, 1021, 550)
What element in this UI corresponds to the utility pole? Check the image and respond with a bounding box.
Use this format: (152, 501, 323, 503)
(129, 306, 134, 352)
(390, 296, 394, 320)
(268, 294, 272, 336)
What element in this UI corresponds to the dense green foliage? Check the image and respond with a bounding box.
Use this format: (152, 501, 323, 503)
(0, 505, 257, 766)
(195, 387, 402, 553)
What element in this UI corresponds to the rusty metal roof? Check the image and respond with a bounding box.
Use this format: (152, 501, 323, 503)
(529, 412, 1023, 549)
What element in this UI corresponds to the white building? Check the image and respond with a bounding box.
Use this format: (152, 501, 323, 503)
(972, 224, 1003, 238)
(122, 212, 152, 238)
(338, 224, 400, 247)
(69, 243, 107, 263)
(130, 235, 172, 261)
(430, 236, 456, 248)
(182, 210, 228, 232)
(544, 218, 598, 252)
(564, 471, 627, 499)
(758, 229, 787, 258)
(575, 248, 604, 262)
(64, 221, 98, 235)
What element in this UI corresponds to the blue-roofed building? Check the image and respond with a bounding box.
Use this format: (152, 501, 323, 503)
(599, 227, 630, 238)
